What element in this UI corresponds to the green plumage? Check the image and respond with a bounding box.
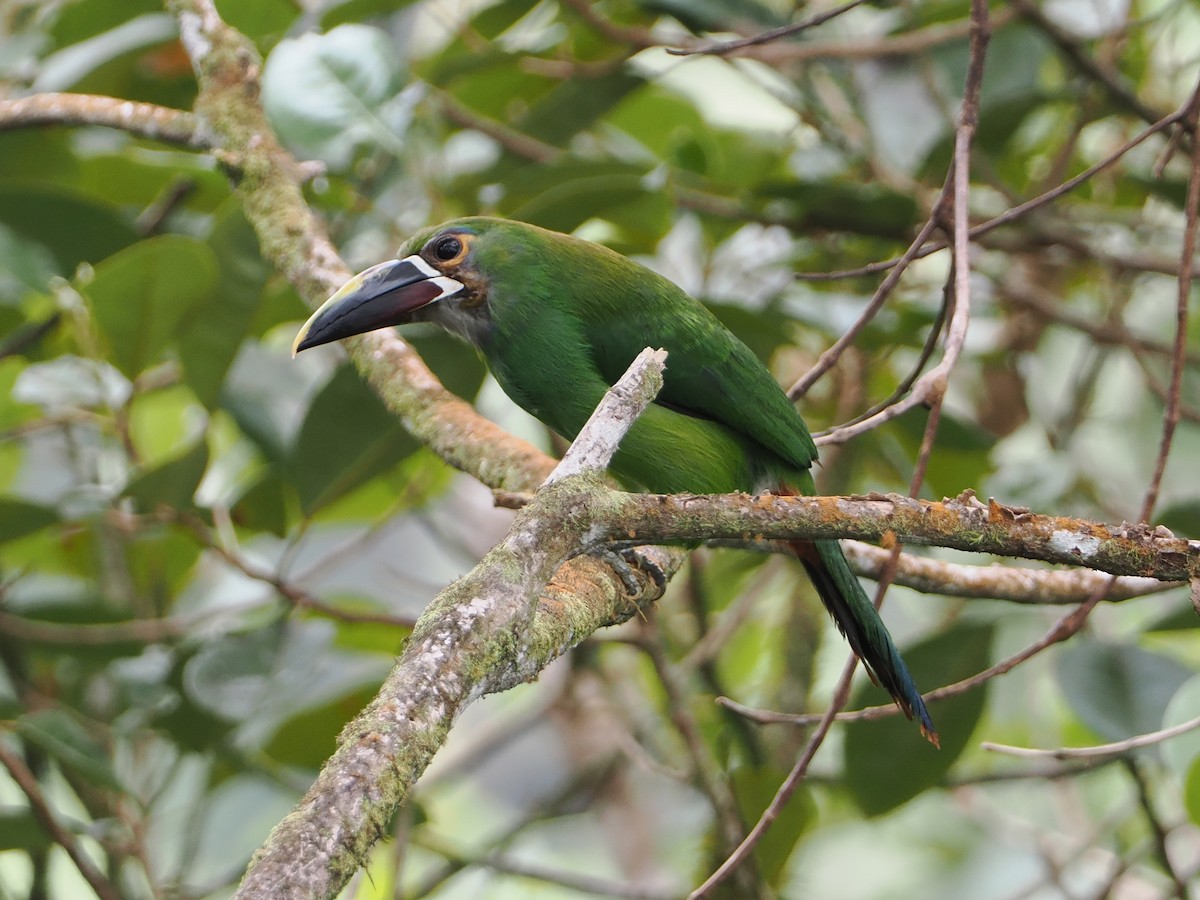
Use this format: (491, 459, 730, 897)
(297, 216, 936, 742)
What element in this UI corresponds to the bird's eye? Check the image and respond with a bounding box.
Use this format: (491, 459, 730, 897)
(433, 236, 463, 261)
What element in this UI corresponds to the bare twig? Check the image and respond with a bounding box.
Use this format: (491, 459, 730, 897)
(0, 742, 123, 900)
(983, 714, 1200, 761)
(669, 0, 869, 57)
(1009, 0, 1170, 131)
(800, 103, 1191, 283)
(843, 542, 1177, 604)
(788, 213, 943, 400)
(0, 92, 211, 147)
(691, 5, 992, 891)
(640, 623, 765, 898)
(1124, 760, 1190, 898)
(168, 511, 418, 628)
(1138, 78, 1200, 522)
(810, 0, 985, 445)
(725, 574, 1117, 729)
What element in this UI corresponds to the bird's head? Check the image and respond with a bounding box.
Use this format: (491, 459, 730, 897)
(292, 217, 517, 355)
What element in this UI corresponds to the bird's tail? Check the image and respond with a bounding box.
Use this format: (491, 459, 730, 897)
(785, 517, 938, 745)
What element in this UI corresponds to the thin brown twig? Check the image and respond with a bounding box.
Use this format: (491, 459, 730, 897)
(1009, 0, 1170, 131)
(0, 610, 187, 645)
(0, 742, 124, 900)
(843, 542, 1177, 604)
(812, 274, 948, 439)
(1130, 344, 1200, 425)
(669, 0, 869, 57)
(745, 9, 1018, 65)
(725, 580, 1113, 729)
(557, 0, 662, 49)
(815, 48, 981, 446)
(984, 714, 1200, 761)
(788, 211, 944, 400)
(168, 512, 417, 628)
(692, 5, 992, 894)
(800, 104, 1191, 282)
(415, 830, 677, 900)
(688, 653, 853, 899)
(999, 273, 1200, 368)
(1138, 77, 1200, 522)
(639, 623, 766, 899)
(435, 91, 561, 163)
(1124, 760, 1190, 897)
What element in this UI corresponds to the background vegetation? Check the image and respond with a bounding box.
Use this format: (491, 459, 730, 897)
(0, 0, 1198, 897)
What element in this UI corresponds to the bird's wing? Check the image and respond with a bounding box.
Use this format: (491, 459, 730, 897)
(579, 270, 819, 474)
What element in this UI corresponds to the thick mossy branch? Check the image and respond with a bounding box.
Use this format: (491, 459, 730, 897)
(235, 348, 673, 900)
(606, 492, 1198, 582)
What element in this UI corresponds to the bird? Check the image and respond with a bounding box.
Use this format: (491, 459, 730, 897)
(293, 217, 937, 744)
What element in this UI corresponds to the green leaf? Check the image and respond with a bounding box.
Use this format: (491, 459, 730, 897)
(178, 203, 271, 407)
(0, 808, 53, 852)
(123, 438, 209, 513)
(409, 329, 488, 401)
(1186, 757, 1200, 826)
(0, 498, 59, 544)
(0, 185, 138, 275)
(760, 179, 921, 241)
(1161, 676, 1200, 782)
(640, 0, 785, 32)
(263, 684, 377, 769)
(1056, 640, 1194, 742)
(325, 599, 412, 654)
(213, 0, 300, 50)
(84, 235, 219, 378)
(732, 766, 814, 887)
(607, 85, 710, 161)
(230, 470, 290, 538)
(1158, 500, 1200, 539)
(126, 523, 204, 600)
(517, 70, 646, 146)
(0, 358, 39, 431)
(0, 131, 80, 189)
(16, 709, 122, 791)
(490, 160, 667, 236)
(49, 0, 162, 49)
(35, 11, 195, 111)
(287, 363, 419, 515)
(262, 24, 406, 166)
(320, 0, 420, 30)
(0, 222, 60, 302)
(890, 407, 996, 499)
(845, 621, 993, 816)
(74, 149, 230, 215)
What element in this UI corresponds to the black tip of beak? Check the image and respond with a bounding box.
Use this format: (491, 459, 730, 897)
(293, 256, 463, 356)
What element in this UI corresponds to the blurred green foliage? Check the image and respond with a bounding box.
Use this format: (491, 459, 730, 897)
(0, 0, 1198, 897)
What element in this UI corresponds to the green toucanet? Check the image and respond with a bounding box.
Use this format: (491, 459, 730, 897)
(293, 217, 936, 743)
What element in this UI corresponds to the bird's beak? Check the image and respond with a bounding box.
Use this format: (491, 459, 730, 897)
(292, 255, 464, 356)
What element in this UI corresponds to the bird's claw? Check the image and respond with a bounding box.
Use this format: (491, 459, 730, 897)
(599, 548, 666, 598)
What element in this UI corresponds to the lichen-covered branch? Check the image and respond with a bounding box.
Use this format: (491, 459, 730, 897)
(236, 350, 674, 900)
(602, 492, 1198, 583)
(843, 542, 1177, 604)
(0, 92, 210, 146)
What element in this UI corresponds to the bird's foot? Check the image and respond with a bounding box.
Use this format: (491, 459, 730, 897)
(599, 547, 667, 599)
